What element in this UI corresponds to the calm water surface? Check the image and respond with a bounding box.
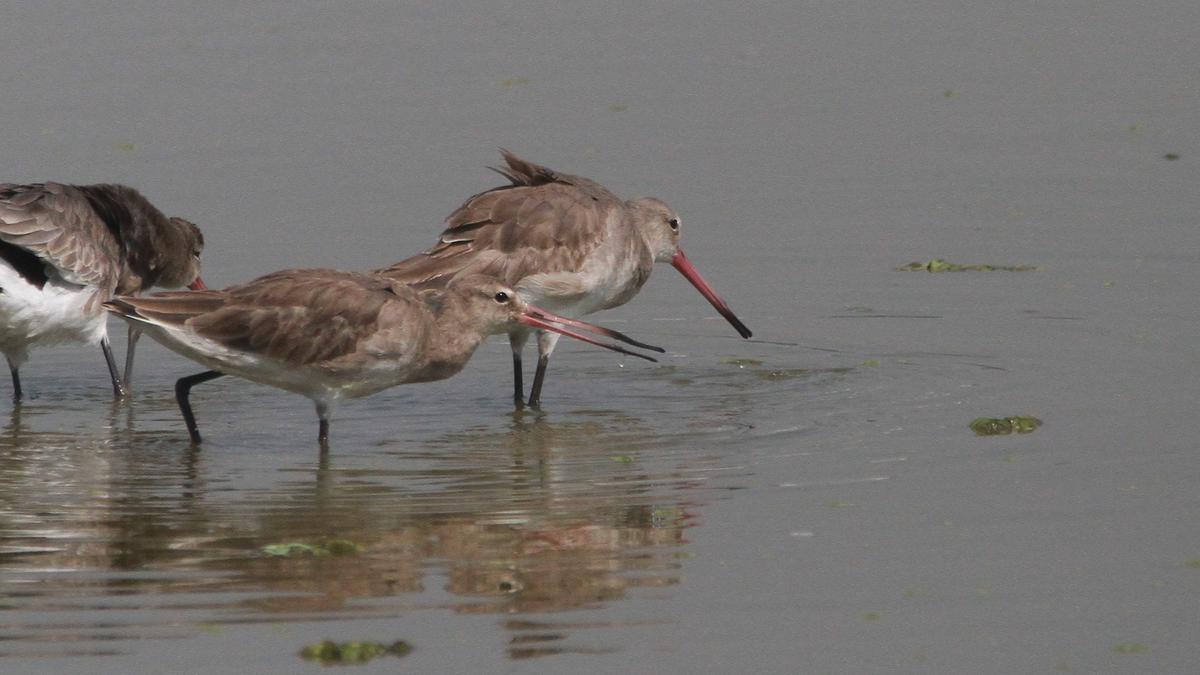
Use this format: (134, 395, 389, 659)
(1, 326, 866, 670)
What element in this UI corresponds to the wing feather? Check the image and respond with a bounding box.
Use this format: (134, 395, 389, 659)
(0, 183, 121, 289)
(377, 152, 623, 288)
(109, 270, 414, 368)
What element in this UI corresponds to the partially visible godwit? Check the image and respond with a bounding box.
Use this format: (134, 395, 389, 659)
(377, 150, 752, 409)
(0, 182, 206, 401)
(104, 270, 660, 445)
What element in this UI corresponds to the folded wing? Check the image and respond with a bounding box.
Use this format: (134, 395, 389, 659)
(0, 182, 122, 289)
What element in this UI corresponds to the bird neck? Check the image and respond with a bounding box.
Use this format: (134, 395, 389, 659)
(415, 293, 493, 381)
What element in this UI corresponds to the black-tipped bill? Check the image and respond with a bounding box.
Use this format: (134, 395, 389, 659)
(525, 308, 665, 353)
(521, 305, 659, 363)
(671, 247, 752, 339)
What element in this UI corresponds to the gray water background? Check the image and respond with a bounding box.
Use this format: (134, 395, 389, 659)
(1, 2, 1198, 673)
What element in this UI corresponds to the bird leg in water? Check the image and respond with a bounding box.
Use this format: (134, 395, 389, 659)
(175, 370, 225, 443)
(528, 354, 550, 409)
(123, 325, 142, 389)
(6, 356, 21, 402)
(509, 332, 528, 409)
(100, 336, 128, 399)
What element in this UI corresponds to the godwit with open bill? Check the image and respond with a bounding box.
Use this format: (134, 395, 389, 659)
(105, 270, 660, 445)
(377, 150, 751, 409)
(0, 182, 206, 401)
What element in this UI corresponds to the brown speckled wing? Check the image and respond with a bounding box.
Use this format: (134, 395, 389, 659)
(378, 152, 622, 288)
(115, 270, 413, 368)
(0, 182, 121, 289)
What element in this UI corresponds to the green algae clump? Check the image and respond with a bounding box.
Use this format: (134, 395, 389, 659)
(300, 640, 413, 665)
(261, 539, 363, 558)
(1111, 643, 1148, 654)
(755, 367, 810, 381)
(970, 416, 1043, 436)
(896, 258, 1039, 272)
(322, 539, 364, 556)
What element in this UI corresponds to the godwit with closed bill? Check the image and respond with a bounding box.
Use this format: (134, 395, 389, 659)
(105, 270, 660, 445)
(377, 150, 751, 409)
(0, 182, 206, 401)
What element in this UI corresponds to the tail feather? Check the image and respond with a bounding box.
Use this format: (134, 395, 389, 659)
(491, 149, 559, 187)
(104, 291, 226, 328)
(375, 253, 466, 289)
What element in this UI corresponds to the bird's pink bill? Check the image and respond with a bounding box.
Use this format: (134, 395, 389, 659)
(520, 306, 659, 362)
(671, 247, 752, 339)
(524, 308, 665, 353)
(187, 277, 208, 290)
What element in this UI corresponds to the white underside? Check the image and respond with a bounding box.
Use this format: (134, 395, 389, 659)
(0, 262, 108, 366)
(513, 243, 652, 358)
(131, 319, 416, 413)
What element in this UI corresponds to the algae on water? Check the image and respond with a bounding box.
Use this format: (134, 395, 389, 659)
(970, 416, 1043, 436)
(261, 539, 363, 558)
(1111, 643, 1148, 654)
(300, 640, 413, 665)
(755, 368, 810, 381)
(896, 258, 1040, 273)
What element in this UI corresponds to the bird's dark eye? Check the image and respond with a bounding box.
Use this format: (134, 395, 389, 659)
(494, 291, 510, 303)
(668, 218, 680, 231)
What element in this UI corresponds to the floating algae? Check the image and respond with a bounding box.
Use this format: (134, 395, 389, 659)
(969, 416, 1043, 436)
(300, 640, 413, 665)
(1111, 643, 1148, 654)
(896, 258, 1040, 272)
(755, 368, 810, 381)
(722, 357, 852, 382)
(261, 539, 363, 558)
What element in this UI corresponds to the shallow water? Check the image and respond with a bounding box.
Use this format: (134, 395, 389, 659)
(3, 1, 1200, 673)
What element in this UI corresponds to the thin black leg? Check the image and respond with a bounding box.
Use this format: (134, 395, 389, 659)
(527, 354, 550, 410)
(6, 357, 21, 403)
(314, 400, 332, 447)
(512, 352, 525, 410)
(123, 326, 142, 389)
(100, 336, 128, 399)
(175, 370, 224, 444)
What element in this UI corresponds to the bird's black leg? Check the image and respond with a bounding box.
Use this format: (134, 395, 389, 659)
(315, 400, 332, 447)
(123, 326, 142, 389)
(100, 336, 129, 399)
(6, 357, 21, 403)
(512, 352, 525, 410)
(176, 370, 224, 444)
(527, 354, 550, 410)
(509, 333, 528, 410)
